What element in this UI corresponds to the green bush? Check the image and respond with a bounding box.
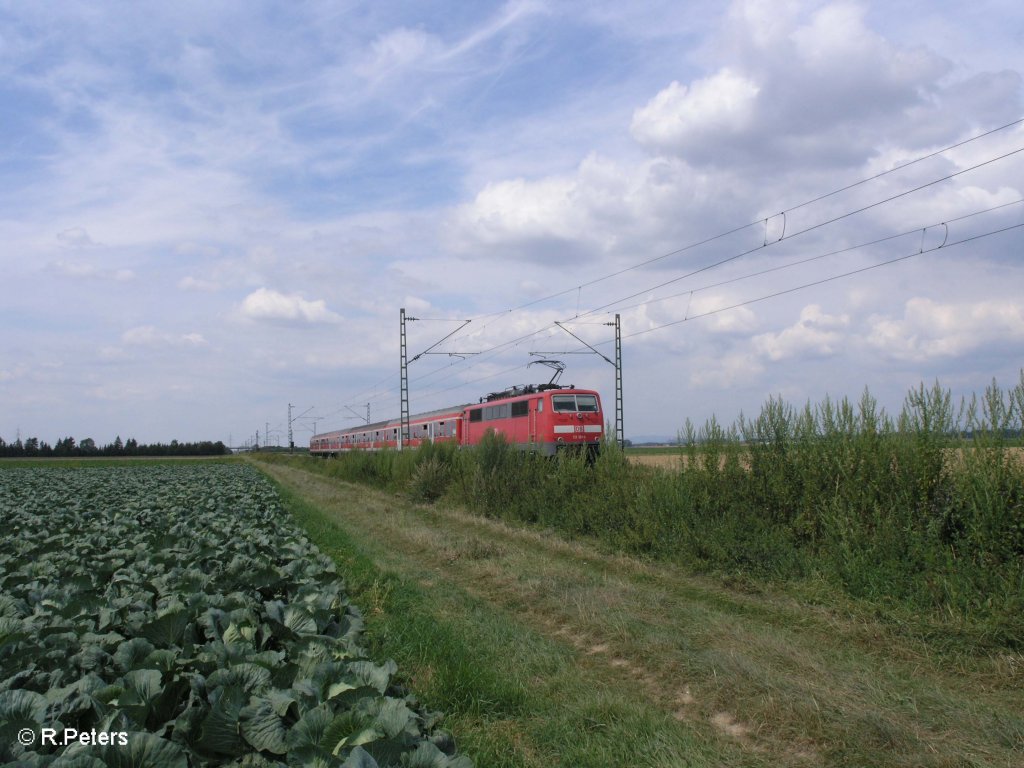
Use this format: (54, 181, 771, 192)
(263, 372, 1024, 648)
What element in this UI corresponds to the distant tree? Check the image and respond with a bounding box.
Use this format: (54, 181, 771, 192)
(0, 433, 229, 458)
(2, 437, 32, 457)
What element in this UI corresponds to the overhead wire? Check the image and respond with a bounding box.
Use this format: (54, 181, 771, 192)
(405, 130, 1024, 382)
(584, 198, 1024, 318)
(617, 221, 1024, 341)
(458, 117, 1024, 330)
(578, 145, 1024, 319)
(403, 148, 1024, 392)
(308, 119, 1024, 427)
(404, 190, 1023, 398)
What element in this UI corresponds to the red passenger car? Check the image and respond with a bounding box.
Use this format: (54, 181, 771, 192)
(309, 385, 603, 456)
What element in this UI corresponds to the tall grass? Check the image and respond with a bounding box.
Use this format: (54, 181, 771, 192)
(259, 372, 1024, 649)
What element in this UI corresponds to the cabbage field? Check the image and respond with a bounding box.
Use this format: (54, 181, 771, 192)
(0, 462, 470, 768)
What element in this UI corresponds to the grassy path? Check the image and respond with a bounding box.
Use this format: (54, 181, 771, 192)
(254, 459, 1023, 768)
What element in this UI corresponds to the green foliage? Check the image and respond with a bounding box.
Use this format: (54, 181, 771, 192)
(408, 442, 460, 504)
(262, 373, 1024, 649)
(0, 463, 471, 767)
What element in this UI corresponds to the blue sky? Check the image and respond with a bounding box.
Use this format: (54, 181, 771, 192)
(2, 0, 1023, 446)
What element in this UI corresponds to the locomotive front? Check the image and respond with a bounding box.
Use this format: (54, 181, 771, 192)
(542, 389, 603, 456)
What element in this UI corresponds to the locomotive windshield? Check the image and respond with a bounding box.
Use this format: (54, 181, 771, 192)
(552, 394, 599, 413)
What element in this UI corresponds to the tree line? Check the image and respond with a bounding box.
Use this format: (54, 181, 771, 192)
(0, 435, 229, 458)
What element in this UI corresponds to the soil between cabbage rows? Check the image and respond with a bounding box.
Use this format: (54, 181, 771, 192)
(254, 458, 1024, 768)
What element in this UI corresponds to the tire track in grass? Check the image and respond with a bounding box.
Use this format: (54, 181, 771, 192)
(255, 459, 1024, 768)
(260, 465, 746, 768)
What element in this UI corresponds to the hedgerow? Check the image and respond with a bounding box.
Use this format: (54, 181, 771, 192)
(262, 373, 1024, 649)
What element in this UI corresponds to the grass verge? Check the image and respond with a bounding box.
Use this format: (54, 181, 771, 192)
(264, 466, 766, 768)
(256, 459, 1024, 768)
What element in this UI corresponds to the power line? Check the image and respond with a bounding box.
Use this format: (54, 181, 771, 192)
(591, 199, 1024, 317)
(619, 221, 1024, 341)
(391, 132, 1024, 395)
(578, 145, 1024, 318)
(351, 193, 1022, 414)
(463, 118, 1024, 324)
(309, 119, 1024, 427)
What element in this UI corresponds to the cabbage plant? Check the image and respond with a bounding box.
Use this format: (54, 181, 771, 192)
(0, 464, 470, 768)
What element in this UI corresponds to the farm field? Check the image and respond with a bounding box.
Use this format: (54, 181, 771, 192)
(625, 446, 1024, 471)
(626, 451, 685, 470)
(0, 461, 470, 767)
(253, 457, 1024, 768)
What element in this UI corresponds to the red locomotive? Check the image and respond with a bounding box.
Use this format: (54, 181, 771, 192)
(310, 384, 603, 456)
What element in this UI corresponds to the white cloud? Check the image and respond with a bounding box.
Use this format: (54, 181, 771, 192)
(97, 346, 130, 362)
(239, 288, 343, 325)
(178, 276, 221, 292)
(0, 364, 29, 383)
(690, 294, 760, 334)
(630, 70, 761, 154)
(175, 242, 221, 258)
(690, 352, 765, 388)
(357, 28, 445, 79)
(1, 0, 1022, 444)
(446, 152, 719, 262)
(752, 304, 850, 361)
(451, 173, 586, 253)
(867, 297, 1024, 361)
(47, 261, 136, 282)
(121, 326, 208, 347)
(56, 227, 98, 248)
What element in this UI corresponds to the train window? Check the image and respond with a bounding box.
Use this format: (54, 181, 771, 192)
(537, 399, 543, 413)
(484, 403, 510, 420)
(552, 394, 600, 413)
(511, 400, 528, 417)
(552, 395, 576, 412)
(469, 409, 482, 422)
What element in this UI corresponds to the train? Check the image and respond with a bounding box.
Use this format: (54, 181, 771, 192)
(310, 384, 603, 456)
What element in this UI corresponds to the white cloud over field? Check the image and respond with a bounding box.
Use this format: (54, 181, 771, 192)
(0, 0, 1022, 445)
(239, 289, 344, 325)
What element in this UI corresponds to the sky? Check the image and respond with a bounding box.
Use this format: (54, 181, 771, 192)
(1, 0, 1023, 447)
